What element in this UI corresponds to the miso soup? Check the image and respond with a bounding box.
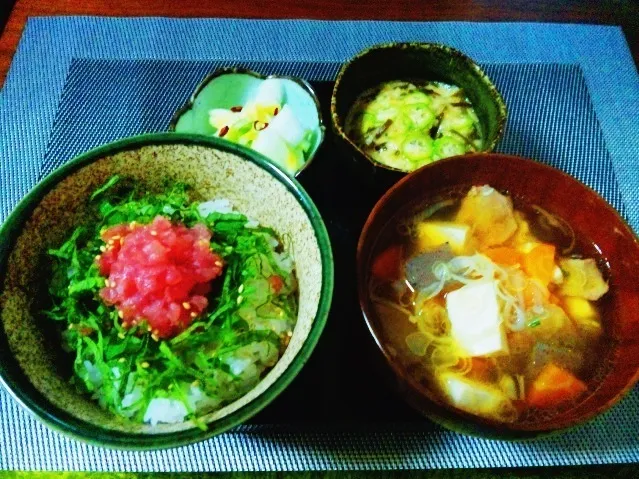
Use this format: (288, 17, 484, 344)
(368, 185, 611, 424)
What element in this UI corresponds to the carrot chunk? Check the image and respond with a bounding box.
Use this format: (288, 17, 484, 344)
(483, 247, 523, 266)
(268, 275, 285, 294)
(371, 245, 402, 281)
(527, 363, 587, 408)
(523, 243, 556, 285)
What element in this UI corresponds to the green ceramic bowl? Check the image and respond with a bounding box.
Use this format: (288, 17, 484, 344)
(331, 42, 507, 187)
(169, 67, 326, 177)
(0, 133, 333, 449)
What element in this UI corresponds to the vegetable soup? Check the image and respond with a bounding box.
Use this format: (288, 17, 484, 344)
(368, 185, 611, 424)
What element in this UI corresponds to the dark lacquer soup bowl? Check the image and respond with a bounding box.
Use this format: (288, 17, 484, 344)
(0, 133, 333, 449)
(357, 153, 639, 439)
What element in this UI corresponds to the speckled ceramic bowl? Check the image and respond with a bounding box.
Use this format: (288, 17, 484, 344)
(0, 133, 333, 449)
(331, 42, 507, 188)
(169, 67, 325, 177)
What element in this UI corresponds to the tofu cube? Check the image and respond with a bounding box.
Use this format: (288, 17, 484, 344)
(563, 296, 597, 320)
(446, 280, 507, 356)
(439, 372, 513, 419)
(416, 221, 469, 254)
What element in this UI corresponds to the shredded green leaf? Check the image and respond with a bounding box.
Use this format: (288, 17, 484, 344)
(527, 318, 541, 328)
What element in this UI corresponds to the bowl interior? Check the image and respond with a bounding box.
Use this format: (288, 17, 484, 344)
(0, 134, 332, 447)
(332, 43, 506, 169)
(170, 69, 325, 176)
(357, 153, 639, 437)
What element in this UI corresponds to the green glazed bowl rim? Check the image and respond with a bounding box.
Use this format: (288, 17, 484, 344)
(0, 132, 334, 450)
(330, 41, 508, 174)
(168, 67, 327, 177)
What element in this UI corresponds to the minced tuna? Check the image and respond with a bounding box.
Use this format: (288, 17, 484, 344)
(97, 215, 224, 339)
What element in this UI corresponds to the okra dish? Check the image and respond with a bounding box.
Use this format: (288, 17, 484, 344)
(345, 80, 483, 171)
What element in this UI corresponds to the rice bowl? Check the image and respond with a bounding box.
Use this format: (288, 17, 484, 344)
(0, 133, 333, 449)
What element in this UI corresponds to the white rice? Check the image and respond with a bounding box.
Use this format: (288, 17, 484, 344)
(197, 199, 233, 216)
(144, 398, 188, 426)
(83, 360, 103, 389)
(121, 387, 143, 409)
(186, 385, 221, 412)
(142, 385, 222, 425)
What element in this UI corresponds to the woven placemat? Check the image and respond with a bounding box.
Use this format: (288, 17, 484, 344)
(1, 18, 638, 471)
(1, 19, 637, 228)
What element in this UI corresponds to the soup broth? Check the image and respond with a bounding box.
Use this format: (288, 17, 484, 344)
(368, 185, 611, 424)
